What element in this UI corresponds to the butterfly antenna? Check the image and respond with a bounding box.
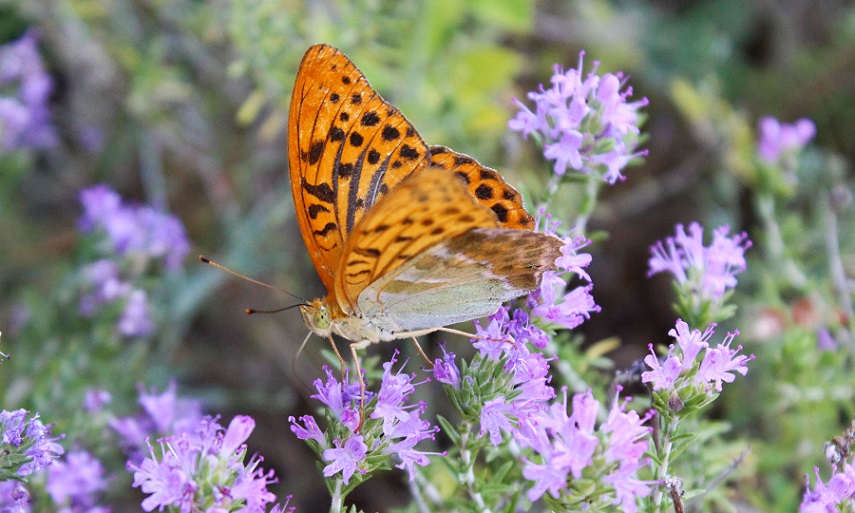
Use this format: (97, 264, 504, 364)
(199, 255, 308, 304)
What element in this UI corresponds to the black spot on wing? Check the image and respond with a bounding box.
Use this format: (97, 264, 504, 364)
(491, 203, 509, 223)
(308, 204, 329, 219)
(301, 178, 335, 203)
(361, 111, 380, 126)
(308, 141, 325, 165)
(313, 222, 337, 236)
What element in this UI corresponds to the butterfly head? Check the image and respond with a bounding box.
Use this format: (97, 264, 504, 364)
(300, 298, 333, 336)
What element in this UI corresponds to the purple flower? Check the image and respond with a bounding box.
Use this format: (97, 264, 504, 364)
(528, 231, 599, 330)
(370, 354, 418, 432)
(0, 31, 56, 151)
(288, 415, 327, 447)
(641, 347, 681, 391)
(0, 480, 30, 513)
(758, 116, 815, 166)
(110, 381, 203, 463)
(129, 415, 279, 513)
(46, 450, 109, 509)
(83, 389, 112, 413)
(510, 52, 647, 183)
(480, 397, 514, 445)
(432, 344, 461, 388)
(695, 329, 750, 392)
(0, 410, 64, 477)
(310, 366, 363, 425)
(601, 392, 653, 464)
(291, 353, 439, 484)
(517, 389, 653, 508)
(648, 222, 752, 304)
(322, 436, 367, 485)
(642, 320, 753, 397)
(516, 390, 599, 500)
(800, 464, 855, 512)
(77, 185, 189, 271)
(118, 289, 154, 337)
(602, 459, 652, 513)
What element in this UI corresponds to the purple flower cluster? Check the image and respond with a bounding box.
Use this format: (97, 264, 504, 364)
(642, 319, 752, 397)
(79, 259, 154, 337)
(648, 222, 752, 304)
(757, 116, 815, 167)
(0, 31, 56, 151)
(527, 215, 600, 330)
(516, 389, 653, 511)
(800, 464, 855, 512)
(110, 381, 204, 464)
(468, 307, 556, 443)
(1, 409, 64, 476)
(290, 353, 440, 484)
(509, 51, 647, 184)
(0, 409, 65, 513)
(77, 185, 189, 336)
(129, 415, 282, 513)
(78, 185, 189, 271)
(46, 450, 110, 513)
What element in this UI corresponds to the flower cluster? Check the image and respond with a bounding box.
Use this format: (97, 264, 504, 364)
(0, 409, 64, 512)
(110, 381, 204, 464)
(46, 450, 110, 513)
(0, 409, 64, 477)
(642, 319, 753, 415)
(76, 185, 189, 337)
(290, 353, 440, 488)
(516, 389, 654, 512)
(129, 415, 284, 513)
(757, 116, 815, 168)
(648, 222, 751, 321)
(509, 51, 647, 184)
(527, 217, 599, 330)
(465, 307, 556, 444)
(0, 31, 56, 151)
(800, 464, 855, 512)
(78, 185, 189, 271)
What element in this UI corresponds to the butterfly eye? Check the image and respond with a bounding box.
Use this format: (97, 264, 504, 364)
(313, 307, 331, 330)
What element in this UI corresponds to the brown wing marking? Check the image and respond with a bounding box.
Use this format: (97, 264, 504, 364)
(429, 145, 535, 230)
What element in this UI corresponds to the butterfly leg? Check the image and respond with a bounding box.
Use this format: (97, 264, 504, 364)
(326, 335, 346, 378)
(410, 337, 434, 367)
(349, 342, 369, 432)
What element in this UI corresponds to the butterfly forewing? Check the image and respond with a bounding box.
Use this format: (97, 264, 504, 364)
(334, 167, 501, 312)
(289, 44, 430, 294)
(429, 146, 535, 230)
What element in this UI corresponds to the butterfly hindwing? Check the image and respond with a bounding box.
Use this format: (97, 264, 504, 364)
(289, 44, 430, 294)
(357, 227, 563, 331)
(334, 167, 501, 312)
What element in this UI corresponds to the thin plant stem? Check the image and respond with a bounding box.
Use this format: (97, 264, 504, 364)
(652, 417, 680, 513)
(459, 423, 492, 513)
(330, 479, 343, 513)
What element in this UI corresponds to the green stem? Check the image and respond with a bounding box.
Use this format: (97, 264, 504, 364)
(652, 417, 679, 513)
(330, 479, 343, 513)
(575, 173, 602, 234)
(459, 423, 492, 513)
(756, 193, 808, 290)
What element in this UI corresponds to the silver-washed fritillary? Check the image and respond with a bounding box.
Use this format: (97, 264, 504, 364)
(288, 44, 562, 369)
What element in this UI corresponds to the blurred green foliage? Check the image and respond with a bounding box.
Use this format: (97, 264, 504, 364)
(1, 0, 854, 511)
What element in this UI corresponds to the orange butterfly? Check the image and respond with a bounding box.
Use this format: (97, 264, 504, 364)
(288, 44, 562, 378)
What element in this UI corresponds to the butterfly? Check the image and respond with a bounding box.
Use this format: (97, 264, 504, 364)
(288, 44, 563, 377)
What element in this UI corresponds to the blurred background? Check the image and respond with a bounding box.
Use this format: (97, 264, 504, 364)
(1, 0, 853, 511)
